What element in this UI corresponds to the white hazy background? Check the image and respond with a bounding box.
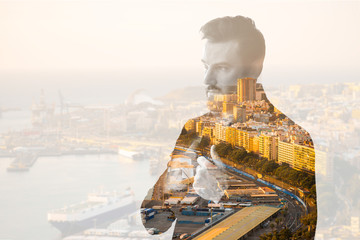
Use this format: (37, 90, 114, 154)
(1, 0, 359, 106)
(1, 0, 360, 239)
(1, 0, 359, 71)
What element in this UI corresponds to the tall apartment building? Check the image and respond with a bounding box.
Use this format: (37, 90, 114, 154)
(222, 101, 234, 116)
(226, 127, 237, 146)
(278, 140, 315, 173)
(233, 105, 246, 123)
(249, 135, 259, 153)
(235, 128, 258, 153)
(236, 129, 245, 148)
(278, 141, 294, 166)
(293, 144, 315, 173)
(259, 134, 278, 161)
(196, 120, 203, 135)
(201, 126, 213, 141)
(237, 78, 256, 103)
(214, 123, 226, 143)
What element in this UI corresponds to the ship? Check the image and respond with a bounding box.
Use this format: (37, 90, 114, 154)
(7, 162, 29, 172)
(118, 148, 138, 159)
(118, 147, 146, 161)
(47, 188, 136, 237)
(7, 152, 38, 172)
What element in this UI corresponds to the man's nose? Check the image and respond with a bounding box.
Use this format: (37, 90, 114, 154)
(204, 68, 216, 86)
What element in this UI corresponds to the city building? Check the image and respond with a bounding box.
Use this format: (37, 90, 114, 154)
(184, 119, 196, 132)
(233, 105, 246, 123)
(222, 101, 234, 116)
(259, 134, 277, 161)
(237, 78, 256, 103)
(278, 140, 315, 173)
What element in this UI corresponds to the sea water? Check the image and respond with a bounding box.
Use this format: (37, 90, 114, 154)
(0, 153, 157, 240)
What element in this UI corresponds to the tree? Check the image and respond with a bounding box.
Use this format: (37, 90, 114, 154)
(268, 104, 274, 113)
(177, 131, 197, 146)
(270, 223, 275, 231)
(214, 142, 233, 157)
(309, 184, 317, 199)
(275, 218, 280, 230)
(278, 228, 292, 240)
(180, 127, 187, 135)
(198, 136, 210, 150)
(229, 148, 247, 162)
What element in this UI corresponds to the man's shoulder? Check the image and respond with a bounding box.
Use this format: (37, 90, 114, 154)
(279, 113, 314, 147)
(185, 112, 212, 122)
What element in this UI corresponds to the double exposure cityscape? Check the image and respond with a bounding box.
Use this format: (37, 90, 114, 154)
(1, 80, 359, 239)
(1, 1, 360, 240)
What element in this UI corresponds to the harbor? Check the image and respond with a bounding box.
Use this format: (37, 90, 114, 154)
(140, 146, 308, 240)
(0, 153, 157, 240)
(4, 147, 120, 172)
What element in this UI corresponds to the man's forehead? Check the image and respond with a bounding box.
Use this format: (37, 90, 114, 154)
(202, 40, 243, 64)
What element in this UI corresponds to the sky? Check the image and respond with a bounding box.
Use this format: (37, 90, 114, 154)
(0, 0, 359, 106)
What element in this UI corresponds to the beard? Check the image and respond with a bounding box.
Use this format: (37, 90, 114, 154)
(206, 88, 220, 101)
(205, 85, 237, 100)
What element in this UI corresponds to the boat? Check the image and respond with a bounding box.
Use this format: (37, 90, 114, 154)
(118, 147, 147, 161)
(7, 153, 37, 172)
(7, 162, 29, 172)
(118, 148, 138, 159)
(47, 189, 136, 237)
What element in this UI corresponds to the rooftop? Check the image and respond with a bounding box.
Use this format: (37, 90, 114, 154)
(193, 206, 280, 240)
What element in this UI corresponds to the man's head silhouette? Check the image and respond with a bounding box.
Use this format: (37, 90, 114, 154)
(200, 16, 266, 100)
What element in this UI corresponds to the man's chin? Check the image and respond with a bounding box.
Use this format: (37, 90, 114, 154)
(206, 90, 221, 101)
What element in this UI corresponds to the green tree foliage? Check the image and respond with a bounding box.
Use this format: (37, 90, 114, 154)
(177, 131, 197, 146)
(300, 211, 317, 228)
(214, 142, 233, 157)
(292, 211, 317, 240)
(268, 104, 275, 113)
(198, 136, 210, 150)
(309, 184, 317, 200)
(260, 228, 292, 240)
(214, 143, 316, 192)
(278, 113, 286, 120)
(260, 212, 316, 240)
(180, 127, 187, 135)
(228, 148, 247, 162)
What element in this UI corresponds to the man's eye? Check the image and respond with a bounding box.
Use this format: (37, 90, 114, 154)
(217, 66, 228, 71)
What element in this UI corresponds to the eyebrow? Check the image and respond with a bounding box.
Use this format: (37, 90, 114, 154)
(201, 59, 231, 67)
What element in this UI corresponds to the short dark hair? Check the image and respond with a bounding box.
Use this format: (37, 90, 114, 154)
(200, 16, 265, 70)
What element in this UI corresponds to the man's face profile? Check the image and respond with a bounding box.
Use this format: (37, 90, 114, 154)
(202, 40, 248, 100)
